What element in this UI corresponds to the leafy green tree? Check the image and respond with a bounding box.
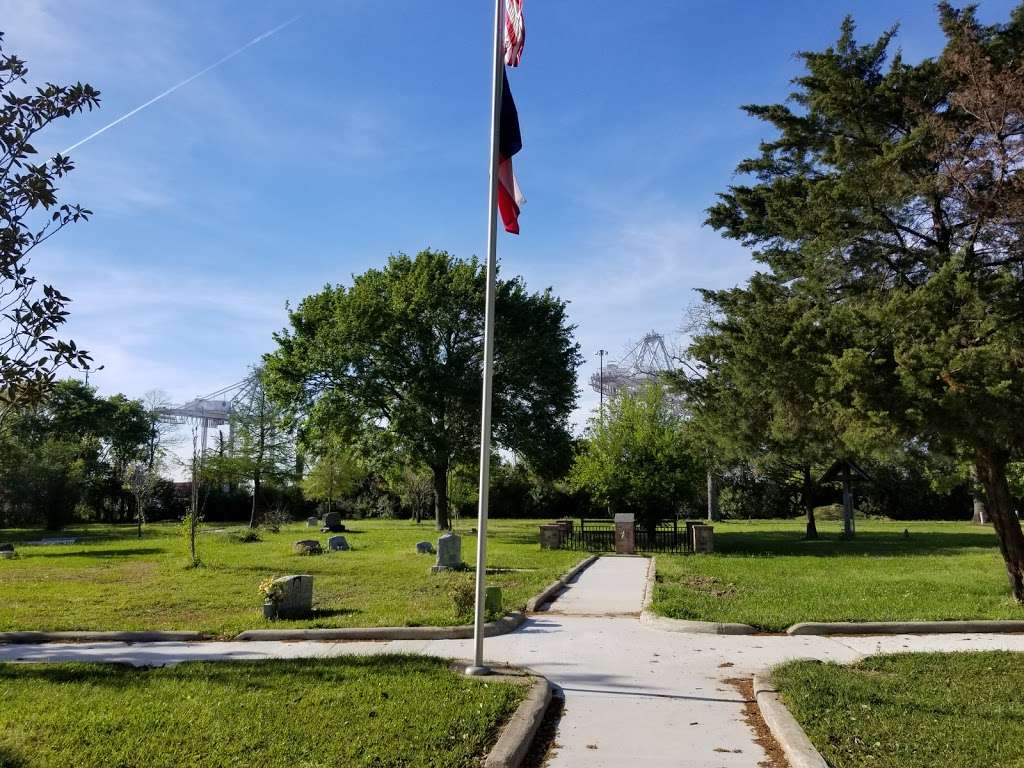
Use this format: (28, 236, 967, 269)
(383, 463, 434, 523)
(677, 277, 847, 538)
(302, 443, 365, 516)
(265, 250, 581, 530)
(0, 34, 100, 421)
(0, 380, 152, 527)
(571, 385, 701, 526)
(705, 5, 1024, 600)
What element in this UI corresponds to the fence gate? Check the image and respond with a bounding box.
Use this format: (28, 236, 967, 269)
(564, 518, 693, 553)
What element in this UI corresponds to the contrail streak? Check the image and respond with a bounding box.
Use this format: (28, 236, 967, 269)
(61, 15, 301, 155)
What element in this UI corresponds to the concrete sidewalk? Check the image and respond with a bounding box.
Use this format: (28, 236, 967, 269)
(5, 556, 1024, 766)
(540, 555, 648, 616)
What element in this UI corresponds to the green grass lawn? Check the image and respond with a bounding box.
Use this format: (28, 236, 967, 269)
(0, 519, 581, 637)
(0, 655, 525, 768)
(773, 652, 1024, 768)
(652, 519, 1024, 630)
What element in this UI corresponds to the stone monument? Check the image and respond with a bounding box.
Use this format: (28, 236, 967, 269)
(273, 574, 313, 619)
(328, 535, 349, 552)
(293, 539, 323, 555)
(539, 524, 563, 549)
(692, 525, 715, 554)
(431, 533, 465, 572)
(306, 516, 320, 527)
(322, 511, 345, 532)
(614, 512, 636, 555)
(485, 585, 503, 615)
(415, 541, 435, 555)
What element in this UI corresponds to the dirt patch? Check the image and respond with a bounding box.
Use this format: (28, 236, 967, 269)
(684, 575, 738, 599)
(724, 677, 790, 768)
(519, 687, 566, 768)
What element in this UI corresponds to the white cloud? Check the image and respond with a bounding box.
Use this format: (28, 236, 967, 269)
(518, 202, 756, 433)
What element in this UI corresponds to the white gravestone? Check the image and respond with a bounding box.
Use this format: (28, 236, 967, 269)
(431, 533, 465, 573)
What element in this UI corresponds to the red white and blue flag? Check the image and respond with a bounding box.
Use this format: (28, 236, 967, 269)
(498, 0, 525, 234)
(504, 0, 525, 67)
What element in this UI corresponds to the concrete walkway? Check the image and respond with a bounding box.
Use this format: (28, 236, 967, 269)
(5, 556, 1024, 766)
(541, 554, 648, 616)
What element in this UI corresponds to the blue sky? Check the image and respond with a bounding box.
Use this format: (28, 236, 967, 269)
(4, 0, 1020, 438)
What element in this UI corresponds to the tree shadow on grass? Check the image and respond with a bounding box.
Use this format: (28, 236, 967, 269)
(711, 529, 998, 558)
(0, 746, 26, 768)
(495, 532, 546, 546)
(308, 607, 361, 620)
(24, 547, 164, 559)
(0, 655, 454, 688)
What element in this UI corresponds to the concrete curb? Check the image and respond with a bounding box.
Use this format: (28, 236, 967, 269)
(786, 620, 1024, 636)
(524, 555, 598, 612)
(0, 631, 206, 645)
(752, 673, 829, 768)
(638, 556, 758, 635)
(233, 612, 525, 642)
(484, 673, 552, 768)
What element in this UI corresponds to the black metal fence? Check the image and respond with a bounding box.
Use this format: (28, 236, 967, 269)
(563, 517, 695, 553)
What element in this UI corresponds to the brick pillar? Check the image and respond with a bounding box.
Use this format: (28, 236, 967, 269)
(539, 524, 563, 549)
(692, 525, 715, 554)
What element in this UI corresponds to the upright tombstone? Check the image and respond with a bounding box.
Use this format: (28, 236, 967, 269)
(306, 516, 320, 528)
(322, 511, 344, 532)
(614, 513, 636, 555)
(539, 524, 563, 550)
(415, 541, 435, 555)
(485, 585, 503, 615)
(328, 535, 349, 552)
(692, 525, 715, 554)
(273, 574, 313, 619)
(431, 533, 465, 573)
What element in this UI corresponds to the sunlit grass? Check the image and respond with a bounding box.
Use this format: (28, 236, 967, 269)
(773, 652, 1024, 768)
(653, 519, 1022, 630)
(0, 518, 581, 637)
(0, 655, 525, 768)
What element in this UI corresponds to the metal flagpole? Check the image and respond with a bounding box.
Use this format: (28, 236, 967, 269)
(466, 0, 506, 677)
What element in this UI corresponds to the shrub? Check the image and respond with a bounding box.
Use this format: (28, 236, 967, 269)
(449, 582, 475, 620)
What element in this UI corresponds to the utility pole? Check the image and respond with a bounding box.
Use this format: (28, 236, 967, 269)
(597, 349, 607, 418)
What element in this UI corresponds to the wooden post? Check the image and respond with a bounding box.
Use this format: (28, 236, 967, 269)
(842, 463, 855, 538)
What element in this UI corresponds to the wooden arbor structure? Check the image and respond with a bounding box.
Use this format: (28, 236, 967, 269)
(819, 458, 871, 538)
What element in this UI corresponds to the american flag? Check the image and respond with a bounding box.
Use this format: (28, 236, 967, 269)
(504, 0, 525, 67)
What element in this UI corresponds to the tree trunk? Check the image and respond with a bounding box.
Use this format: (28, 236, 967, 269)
(975, 447, 1024, 604)
(969, 464, 989, 524)
(802, 464, 818, 540)
(432, 463, 449, 531)
(249, 471, 261, 529)
(706, 470, 720, 522)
